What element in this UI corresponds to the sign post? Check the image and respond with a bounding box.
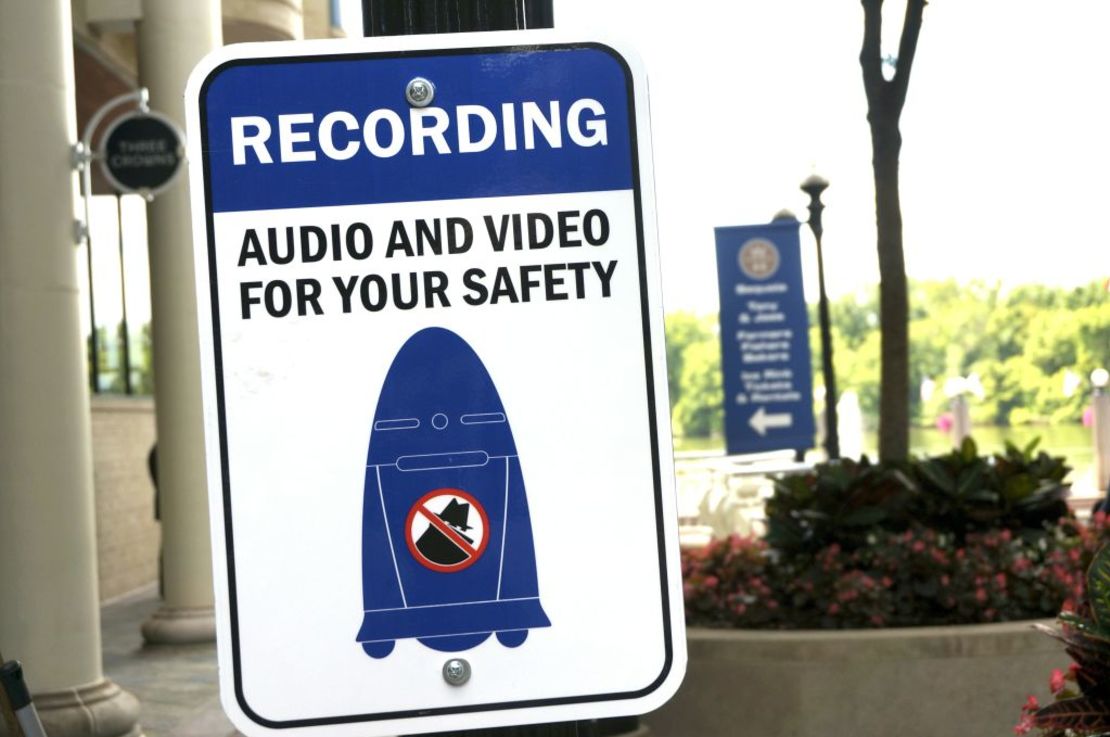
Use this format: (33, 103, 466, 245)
(185, 32, 684, 737)
(715, 220, 816, 456)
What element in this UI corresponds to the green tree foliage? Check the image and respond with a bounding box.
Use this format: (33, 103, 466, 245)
(672, 339, 723, 439)
(666, 280, 1109, 438)
(664, 312, 713, 410)
(665, 312, 721, 438)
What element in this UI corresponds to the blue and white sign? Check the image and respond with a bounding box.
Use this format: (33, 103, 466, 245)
(185, 32, 684, 737)
(715, 220, 816, 455)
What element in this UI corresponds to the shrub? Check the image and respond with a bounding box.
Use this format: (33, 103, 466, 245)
(765, 437, 1070, 558)
(683, 513, 1110, 630)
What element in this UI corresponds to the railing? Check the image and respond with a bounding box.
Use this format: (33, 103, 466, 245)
(78, 193, 152, 395)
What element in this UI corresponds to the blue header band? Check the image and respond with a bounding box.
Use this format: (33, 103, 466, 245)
(199, 45, 634, 213)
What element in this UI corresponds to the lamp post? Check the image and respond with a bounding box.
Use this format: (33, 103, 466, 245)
(800, 174, 839, 460)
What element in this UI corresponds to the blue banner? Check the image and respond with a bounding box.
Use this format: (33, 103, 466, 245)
(715, 220, 815, 455)
(198, 45, 634, 213)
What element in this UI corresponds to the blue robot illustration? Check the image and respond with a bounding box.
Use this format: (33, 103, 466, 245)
(357, 327, 551, 658)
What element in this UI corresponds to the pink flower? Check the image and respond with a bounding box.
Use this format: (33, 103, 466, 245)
(912, 540, 926, 553)
(1049, 668, 1066, 694)
(828, 603, 840, 615)
(975, 588, 988, 603)
(703, 575, 719, 588)
(1014, 695, 1039, 735)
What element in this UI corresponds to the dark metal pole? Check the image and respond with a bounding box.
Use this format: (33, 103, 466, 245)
(800, 174, 840, 460)
(356, 7, 626, 737)
(85, 215, 100, 394)
(363, 0, 552, 36)
(117, 195, 133, 395)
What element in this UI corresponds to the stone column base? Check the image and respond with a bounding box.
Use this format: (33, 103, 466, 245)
(141, 605, 216, 645)
(0, 679, 143, 737)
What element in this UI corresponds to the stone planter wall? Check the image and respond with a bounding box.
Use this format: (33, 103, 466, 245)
(645, 622, 1063, 737)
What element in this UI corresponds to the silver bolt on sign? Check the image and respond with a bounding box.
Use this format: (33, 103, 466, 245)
(405, 77, 435, 107)
(442, 658, 471, 686)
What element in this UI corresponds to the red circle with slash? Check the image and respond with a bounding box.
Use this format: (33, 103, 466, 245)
(405, 488, 490, 572)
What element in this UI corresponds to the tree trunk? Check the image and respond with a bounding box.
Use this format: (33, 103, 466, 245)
(870, 125, 910, 460)
(859, 0, 925, 461)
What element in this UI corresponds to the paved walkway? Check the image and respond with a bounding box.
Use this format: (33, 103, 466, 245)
(101, 586, 235, 737)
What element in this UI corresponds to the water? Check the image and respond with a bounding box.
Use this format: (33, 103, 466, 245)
(674, 424, 1099, 492)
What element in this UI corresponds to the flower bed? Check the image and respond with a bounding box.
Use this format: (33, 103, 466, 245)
(683, 441, 1096, 630)
(682, 519, 1107, 630)
(648, 441, 1103, 736)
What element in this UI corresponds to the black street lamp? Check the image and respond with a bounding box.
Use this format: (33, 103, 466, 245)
(800, 174, 840, 460)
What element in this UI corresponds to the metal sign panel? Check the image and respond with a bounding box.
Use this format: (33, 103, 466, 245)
(185, 32, 684, 737)
(715, 221, 816, 455)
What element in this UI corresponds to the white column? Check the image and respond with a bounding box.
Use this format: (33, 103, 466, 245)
(0, 1, 141, 735)
(1093, 372, 1110, 494)
(137, 0, 222, 645)
(950, 394, 971, 447)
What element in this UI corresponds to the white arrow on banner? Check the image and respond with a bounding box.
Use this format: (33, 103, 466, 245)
(749, 406, 793, 436)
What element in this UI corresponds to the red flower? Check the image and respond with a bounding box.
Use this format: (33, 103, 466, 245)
(1049, 668, 1066, 694)
(1014, 695, 1039, 735)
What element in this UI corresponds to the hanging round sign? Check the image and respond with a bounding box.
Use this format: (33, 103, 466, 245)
(98, 111, 185, 197)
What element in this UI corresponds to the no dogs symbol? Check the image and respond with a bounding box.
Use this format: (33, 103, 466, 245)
(406, 489, 489, 572)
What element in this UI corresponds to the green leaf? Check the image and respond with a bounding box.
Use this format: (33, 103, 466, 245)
(1023, 436, 1042, 457)
(1003, 473, 1036, 501)
(960, 436, 978, 462)
(955, 465, 986, 498)
(965, 489, 1000, 504)
(1090, 546, 1110, 629)
(1060, 612, 1110, 644)
(839, 506, 887, 527)
(917, 459, 956, 494)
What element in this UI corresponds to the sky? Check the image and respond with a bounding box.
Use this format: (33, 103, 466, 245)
(339, 0, 1110, 313)
(552, 0, 1110, 313)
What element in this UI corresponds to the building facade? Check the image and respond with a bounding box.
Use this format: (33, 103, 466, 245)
(0, 3, 344, 736)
